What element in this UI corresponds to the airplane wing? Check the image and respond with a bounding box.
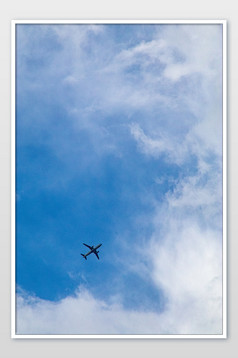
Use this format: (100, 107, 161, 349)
(83, 243, 93, 250)
(94, 252, 100, 260)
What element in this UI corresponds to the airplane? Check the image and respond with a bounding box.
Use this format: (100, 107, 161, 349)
(81, 243, 102, 260)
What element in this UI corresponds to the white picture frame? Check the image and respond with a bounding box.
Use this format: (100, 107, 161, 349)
(11, 19, 227, 340)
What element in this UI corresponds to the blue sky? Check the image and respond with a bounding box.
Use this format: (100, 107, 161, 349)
(16, 23, 223, 335)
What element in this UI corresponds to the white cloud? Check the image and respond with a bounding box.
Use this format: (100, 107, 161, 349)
(120, 25, 223, 170)
(17, 263, 222, 336)
(144, 148, 223, 334)
(130, 123, 169, 157)
(161, 25, 222, 82)
(147, 219, 222, 335)
(16, 288, 162, 335)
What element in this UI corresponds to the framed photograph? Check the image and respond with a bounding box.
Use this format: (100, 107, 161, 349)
(11, 20, 227, 338)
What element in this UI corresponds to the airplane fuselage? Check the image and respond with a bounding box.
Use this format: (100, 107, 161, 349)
(85, 244, 102, 256)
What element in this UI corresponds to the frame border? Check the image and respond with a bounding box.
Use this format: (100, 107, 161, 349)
(11, 19, 227, 339)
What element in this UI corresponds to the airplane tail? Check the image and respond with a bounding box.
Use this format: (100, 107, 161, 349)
(81, 254, 87, 260)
